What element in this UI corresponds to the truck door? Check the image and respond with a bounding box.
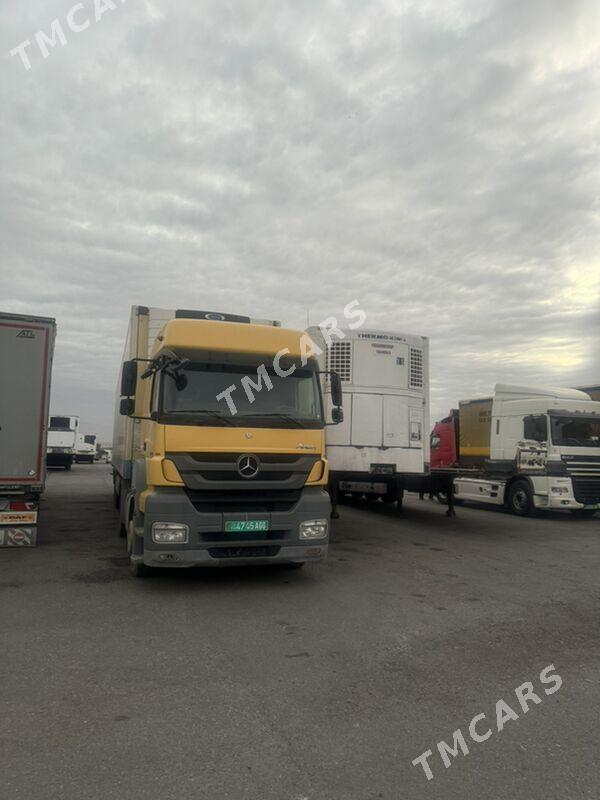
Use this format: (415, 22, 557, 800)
(351, 394, 382, 446)
(0, 321, 50, 483)
(383, 396, 409, 447)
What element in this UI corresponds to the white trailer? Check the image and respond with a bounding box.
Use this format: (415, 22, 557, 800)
(308, 327, 430, 507)
(47, 415, 79, 470)
(0, 312, 56, 547)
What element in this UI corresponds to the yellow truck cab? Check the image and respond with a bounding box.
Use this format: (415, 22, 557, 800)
(112, 307, 343, 576)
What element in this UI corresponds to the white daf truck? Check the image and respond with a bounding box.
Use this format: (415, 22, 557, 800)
(0, 311, 56, 547)
(309, 326, 430, 509)
(47, 415, 79, 470)
(433, 385, 600, 516)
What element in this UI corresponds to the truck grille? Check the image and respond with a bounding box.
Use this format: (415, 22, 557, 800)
(208, 546, 281, 559)
(572, 478, 600, 505)
(168, 452, 319, 492)
(185, 489, 301, 514)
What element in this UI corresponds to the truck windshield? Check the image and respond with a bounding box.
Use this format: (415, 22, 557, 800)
(84, 435, 96, 445)
(550, 415, 600, 448)
(50, 417, 72, 430)
(161, 363, 324, 428)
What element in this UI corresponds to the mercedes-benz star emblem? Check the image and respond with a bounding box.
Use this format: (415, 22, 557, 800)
(237, 454, 260, 479)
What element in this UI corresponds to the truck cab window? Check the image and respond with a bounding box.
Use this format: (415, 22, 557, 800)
(523, 415, 548, 442)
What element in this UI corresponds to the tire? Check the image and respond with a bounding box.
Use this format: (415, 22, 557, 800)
(65, 462, 72, 471)
(570, 509, 597, 518)
(435, 492, 463, 506)
(507, 480, 533, 516)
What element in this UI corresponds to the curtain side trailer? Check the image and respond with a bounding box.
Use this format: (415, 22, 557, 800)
(0, 312, 56, 546)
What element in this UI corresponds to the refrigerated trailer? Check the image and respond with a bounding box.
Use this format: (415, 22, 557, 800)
(308, 327, 431, 509)
(47, 415, 79, 470)
(0, 312, 56, 546)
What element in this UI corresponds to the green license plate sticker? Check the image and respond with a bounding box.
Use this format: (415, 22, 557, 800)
(225, 520, 270, 533)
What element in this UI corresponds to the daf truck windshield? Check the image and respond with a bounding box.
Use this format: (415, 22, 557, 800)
(550, 415, 600, 447)
(160, 363, 324, 428)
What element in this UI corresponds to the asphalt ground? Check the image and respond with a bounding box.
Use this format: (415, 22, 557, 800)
(1, 464, 598, 800)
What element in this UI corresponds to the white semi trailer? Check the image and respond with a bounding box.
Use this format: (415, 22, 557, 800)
(0, 312, 56, 547)
(47, 415, 79, 470)
(309, 327, 430, 509)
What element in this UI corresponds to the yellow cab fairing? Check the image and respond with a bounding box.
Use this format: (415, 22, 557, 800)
(137, 319, 327, 512)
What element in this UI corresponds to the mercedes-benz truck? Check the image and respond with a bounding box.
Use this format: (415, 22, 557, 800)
(0, 312, 56, 546)
(112, 307, 343, 577)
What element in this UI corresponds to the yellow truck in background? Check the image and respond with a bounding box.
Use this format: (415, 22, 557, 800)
(112, 307, 343, 577)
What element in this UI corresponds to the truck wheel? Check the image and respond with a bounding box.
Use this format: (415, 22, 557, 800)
(507, 480, 533, 516)
(65, 462, 72, 471)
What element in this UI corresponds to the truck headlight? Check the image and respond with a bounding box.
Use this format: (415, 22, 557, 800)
(152, 523, 189, 544)
(551, 486, 569, 495)
(299, 519, 328, 540)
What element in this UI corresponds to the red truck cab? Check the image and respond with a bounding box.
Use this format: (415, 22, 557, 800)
(430, 409, 459, 468)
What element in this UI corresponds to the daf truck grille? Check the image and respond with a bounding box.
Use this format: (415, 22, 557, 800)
(571, 478, 600, 505)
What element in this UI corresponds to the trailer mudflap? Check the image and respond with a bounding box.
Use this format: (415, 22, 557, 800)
(0, 527, 38, 547)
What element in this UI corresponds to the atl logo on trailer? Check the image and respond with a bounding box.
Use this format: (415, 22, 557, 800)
(17, 329, 36, 339)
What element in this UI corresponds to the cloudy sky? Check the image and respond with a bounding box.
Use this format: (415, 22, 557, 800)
(2, 0, 599, 441)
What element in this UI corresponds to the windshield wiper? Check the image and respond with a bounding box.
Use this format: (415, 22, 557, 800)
(237, 413, 307, 428)
(174, 410, 236, 427)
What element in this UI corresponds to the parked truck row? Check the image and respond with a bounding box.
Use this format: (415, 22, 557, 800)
(2, 305, 598, 558)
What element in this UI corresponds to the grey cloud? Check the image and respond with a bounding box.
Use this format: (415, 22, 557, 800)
(1, 0, 599, 439)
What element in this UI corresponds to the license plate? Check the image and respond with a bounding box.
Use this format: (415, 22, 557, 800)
(225, 520, 270, 533)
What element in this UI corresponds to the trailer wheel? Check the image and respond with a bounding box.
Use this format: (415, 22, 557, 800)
(507, 480, 533, 516)
(65, 462, 72, 472)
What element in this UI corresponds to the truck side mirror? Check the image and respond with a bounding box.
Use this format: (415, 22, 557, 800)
(331, 407, 344, 425)
(330, 371, 343, 408)
(120, 398, 135, 417)
(121, 360, 138, 397)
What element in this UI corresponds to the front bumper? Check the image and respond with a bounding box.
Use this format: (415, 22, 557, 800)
(532, 476, 600, 511)
(138, 486, 331, 568)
